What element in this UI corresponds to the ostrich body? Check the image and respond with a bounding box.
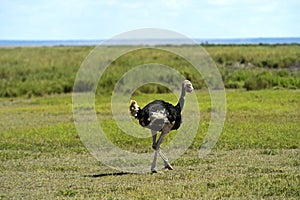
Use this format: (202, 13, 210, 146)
(129, 80, 193, 173)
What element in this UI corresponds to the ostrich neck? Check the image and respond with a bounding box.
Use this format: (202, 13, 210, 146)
(177, 84, 186, 111)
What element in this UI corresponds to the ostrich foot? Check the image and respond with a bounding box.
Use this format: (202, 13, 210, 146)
(151, 169, 164, 174)
(164, 163, 174, 170)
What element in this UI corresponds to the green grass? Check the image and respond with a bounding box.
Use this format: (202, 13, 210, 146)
(205, 44, 300, 69)
(1, 90, 299, 199)
(0, 45, 300, 97)
(0, 46, 92, 97)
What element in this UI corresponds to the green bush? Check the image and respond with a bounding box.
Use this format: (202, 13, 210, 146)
(0, 45, 300, 97)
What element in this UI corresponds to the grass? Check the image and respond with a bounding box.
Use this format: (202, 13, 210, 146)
(1, 90, 299, 199)
(0, 45, 300, 97)
(0, 44, 299, 198)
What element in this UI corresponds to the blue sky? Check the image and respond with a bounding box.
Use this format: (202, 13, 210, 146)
(1, 0, 299, 40)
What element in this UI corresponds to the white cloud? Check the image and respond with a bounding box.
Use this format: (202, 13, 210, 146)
(104, 0, 141, 9)
(207, 0, 238, 6)
(162, 0, 191, 10)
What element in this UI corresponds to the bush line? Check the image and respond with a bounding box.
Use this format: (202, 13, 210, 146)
(0, 45, 299, 97)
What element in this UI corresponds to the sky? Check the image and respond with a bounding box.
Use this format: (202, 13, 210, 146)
(0, 0, 299, 40)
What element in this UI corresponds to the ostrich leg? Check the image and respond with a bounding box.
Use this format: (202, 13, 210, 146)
(159, 150, 173, 170)
(151, 149, 159, 173)
(151, 130, 160, 173)
(151, 130, 157, 150)
(156, 126, 173, 170)
(151, 125, 173, 173)
(151, 130, 172, 170)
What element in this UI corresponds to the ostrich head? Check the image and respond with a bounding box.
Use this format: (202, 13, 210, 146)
(129, 100, 140, 117)
(183, 80, 194, 93)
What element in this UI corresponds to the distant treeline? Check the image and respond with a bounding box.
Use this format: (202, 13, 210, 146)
(0, 45, 299, 97)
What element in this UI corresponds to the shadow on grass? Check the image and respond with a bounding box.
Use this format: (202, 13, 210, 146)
(84, 172, 133, 178)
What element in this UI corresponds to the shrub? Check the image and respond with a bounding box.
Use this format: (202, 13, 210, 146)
(226, 81, 243, 89)
(1, 45, 300, 97)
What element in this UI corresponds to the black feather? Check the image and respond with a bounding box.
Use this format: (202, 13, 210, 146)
(136, 100, 182, 131)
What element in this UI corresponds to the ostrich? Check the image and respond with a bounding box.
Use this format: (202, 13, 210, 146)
(129, 80, 194, 173)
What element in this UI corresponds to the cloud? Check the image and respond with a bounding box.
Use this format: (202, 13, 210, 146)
(103, 0, 141, 9)
(207, 0, 238, 6)
(162, 0, 191, 10)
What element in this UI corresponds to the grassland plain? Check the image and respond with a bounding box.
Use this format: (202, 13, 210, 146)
(0, 90, 299, 199)
(0, 45, 300, 97)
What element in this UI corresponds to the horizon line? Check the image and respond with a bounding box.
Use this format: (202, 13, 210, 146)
(1, 37, 299, 46)
(1, 36, 300, 41)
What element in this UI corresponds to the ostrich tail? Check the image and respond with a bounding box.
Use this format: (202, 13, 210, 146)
(130, 100, 137, 104)
(129, 100, 140, 117)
